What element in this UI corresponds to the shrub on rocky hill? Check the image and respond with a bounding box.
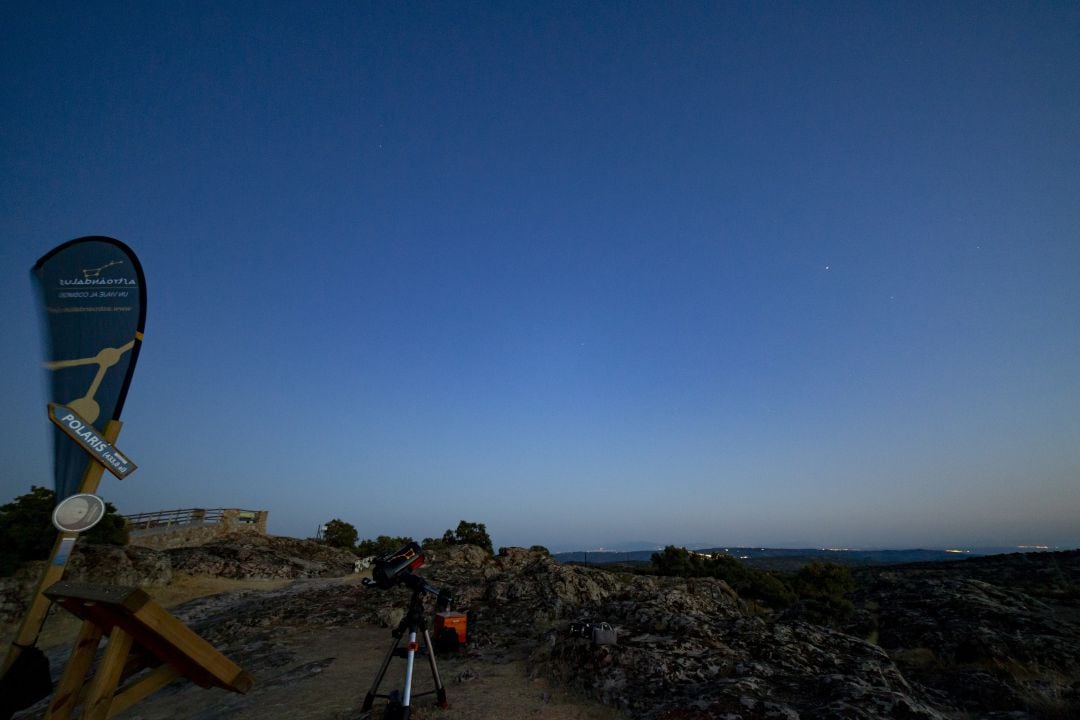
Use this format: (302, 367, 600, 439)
(355, 535, 414, 557)
(422, 519, 494, 555)
(650, 545, 796, 610)
(0, 487, 127, 577)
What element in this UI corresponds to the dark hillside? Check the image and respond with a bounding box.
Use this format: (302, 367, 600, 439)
(845, 550, 1080, 718)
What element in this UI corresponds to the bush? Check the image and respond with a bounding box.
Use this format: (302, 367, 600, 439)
(650, 546, 795, 610)
(420, 536, 447, 552)
(321, 518, 358, 549)
(356, 535, 414, 557)
(741, 569, 797, 609)
(788, 561, 856, 627)
(423, 520, 493, 554)
(0, 486, 128, 576)
(0, 486, 56, 576)
(451, 520, 493, 553)
(651, 545, 701, 577)
(86, 506, 129, 547)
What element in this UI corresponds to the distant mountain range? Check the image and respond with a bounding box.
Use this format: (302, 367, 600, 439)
(551, 545, 1073, 569)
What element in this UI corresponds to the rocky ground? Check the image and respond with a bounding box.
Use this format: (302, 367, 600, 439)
(844, 551, 1080, 719)
(4, 538, 1079, 719)
(1, 535, 356, 629)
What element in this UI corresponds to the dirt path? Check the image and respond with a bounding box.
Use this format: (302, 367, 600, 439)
(110, 623, 622, 720)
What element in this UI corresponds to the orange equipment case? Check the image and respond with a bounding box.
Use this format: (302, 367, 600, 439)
(434, 612, 467, 644)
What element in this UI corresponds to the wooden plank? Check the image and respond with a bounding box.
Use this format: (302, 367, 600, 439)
(107, 664, 181, 718)
(44, 582, 151, 613)
(82, 626, 134, 720)
(132, 600, 252, 692)
(45, 620, 104, 720)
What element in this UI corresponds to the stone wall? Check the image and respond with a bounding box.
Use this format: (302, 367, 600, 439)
(127, 508, 269, 550)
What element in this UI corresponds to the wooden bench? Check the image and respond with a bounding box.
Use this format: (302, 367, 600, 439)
(42, 582, 252, 720)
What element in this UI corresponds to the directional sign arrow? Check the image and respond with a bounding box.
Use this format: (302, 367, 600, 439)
(48, 403, 137, 479)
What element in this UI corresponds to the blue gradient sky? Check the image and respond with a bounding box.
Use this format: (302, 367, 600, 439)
(2, 2, 1078, 551)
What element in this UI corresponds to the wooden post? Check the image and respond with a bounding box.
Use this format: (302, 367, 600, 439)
(1, 419, 122, 676)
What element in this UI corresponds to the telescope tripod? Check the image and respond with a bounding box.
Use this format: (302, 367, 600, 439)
(360, 587, 447, 720)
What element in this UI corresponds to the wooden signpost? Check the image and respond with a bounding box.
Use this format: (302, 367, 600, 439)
(42, 581, 252, 720)
(1, 420, 123, 678)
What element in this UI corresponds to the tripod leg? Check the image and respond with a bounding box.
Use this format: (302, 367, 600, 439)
(401, 628, 418, 720)
(422, 628, 449, 708)
(361, 634, 402, 713)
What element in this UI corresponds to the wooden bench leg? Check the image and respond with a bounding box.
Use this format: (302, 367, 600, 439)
(46, 619, 104, 720)
(108, 664, 181, 718)
(82, 627, 134, 720)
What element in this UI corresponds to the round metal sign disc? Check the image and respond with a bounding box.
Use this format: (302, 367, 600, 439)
(52, 493, 107, 533)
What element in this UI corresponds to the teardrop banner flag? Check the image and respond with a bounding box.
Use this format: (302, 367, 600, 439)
(32, 236, 146, 500)
(2, 237, 146, 693)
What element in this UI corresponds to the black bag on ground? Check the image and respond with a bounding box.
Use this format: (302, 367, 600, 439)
(590, 622, 617, 646)
(0, 644, 53, 719)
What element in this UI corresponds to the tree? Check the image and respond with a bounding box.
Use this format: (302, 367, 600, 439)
(650, 546, 796, 610)
(356, 535, 413, 557)
(0, 486, 56, 576)
(85, 504, 129, 547)
(792, 561, 855, 600)
(321, 518, 358, 549)
(1, 486, 128, 577)
(651, 545, 703, 577)
(421, 536, 447, 551)
(424, 520, 494, 554)
(451, 520, 493, 553)
(789, 561, 856, 626)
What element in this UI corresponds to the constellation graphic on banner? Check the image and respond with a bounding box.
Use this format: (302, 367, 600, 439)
(44, 341, 137, 423)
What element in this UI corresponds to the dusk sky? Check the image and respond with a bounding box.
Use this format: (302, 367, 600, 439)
(2, 2, 1078, 552)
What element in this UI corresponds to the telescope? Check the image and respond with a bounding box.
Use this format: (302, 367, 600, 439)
(363, 542, 450, 609)
(366, 541, 426, 590)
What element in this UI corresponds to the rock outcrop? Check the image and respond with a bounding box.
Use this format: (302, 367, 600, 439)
(165, 533, 357, 579)
(410, 547, 949, 718)
(1, 534, 356, 626)
(1, 545, 172, 626)
(412, 547, 1080, 718)
(847, 551, 1080, 718)
(66, 543, 174, 587)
